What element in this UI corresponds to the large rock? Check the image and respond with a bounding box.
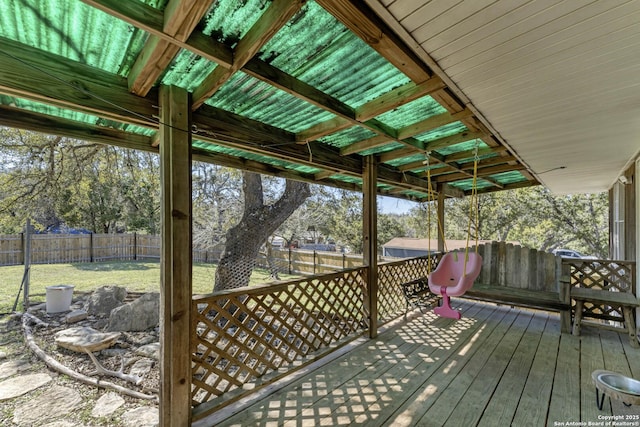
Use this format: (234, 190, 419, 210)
(84, 286, 127, 317)
(107, 292, 159, 332)
(54, 327, 121, 353)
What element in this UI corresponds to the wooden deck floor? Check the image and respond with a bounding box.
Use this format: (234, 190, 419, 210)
(204, 300, 640, 426)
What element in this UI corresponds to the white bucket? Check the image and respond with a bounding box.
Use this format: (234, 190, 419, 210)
(46, 285, 75, 313)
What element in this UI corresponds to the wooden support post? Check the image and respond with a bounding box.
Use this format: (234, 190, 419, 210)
(159, 85, 192, 427)
(363, 155, 378, 338)
(437, 191, 445, 253)
(557, 257, 572, 333)
(23, 218, 31, 309)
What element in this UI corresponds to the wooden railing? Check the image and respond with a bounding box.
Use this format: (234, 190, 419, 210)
(189, 254, 435, 419)
(377, 255, 437, 324)
(191, 267, 368, 419)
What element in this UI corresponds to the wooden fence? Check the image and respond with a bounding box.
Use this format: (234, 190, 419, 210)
(0, 234, 390, 273)
(0, 233, 222, 266)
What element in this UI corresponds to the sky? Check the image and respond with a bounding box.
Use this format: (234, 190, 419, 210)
(378, 196, 419, 214)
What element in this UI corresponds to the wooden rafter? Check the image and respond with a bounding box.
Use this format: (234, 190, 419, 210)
(316, 0, 432, 83)
(355, 77, 445, 122)
(192, 0, 305, 109)
(397, 109, 473, 140)
(0, 36, 157, 127)
(79, 0, 519, 192)
(129, 0, 214, 95)
(434, 164, 526, 184)
(81, 0, 233, 68)
(340, 135, 393, 156)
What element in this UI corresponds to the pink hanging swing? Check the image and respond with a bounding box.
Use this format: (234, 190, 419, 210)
(424, 144, 482, 320)
(429, 251, 482, 319)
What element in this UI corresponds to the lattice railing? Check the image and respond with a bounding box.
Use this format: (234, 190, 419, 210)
(377, 254, 440, 324)
(191, 267, 367, 415)
(564, 259, 636, 322)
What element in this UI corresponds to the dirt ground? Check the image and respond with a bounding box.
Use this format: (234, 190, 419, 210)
(0, 310, 160, 426)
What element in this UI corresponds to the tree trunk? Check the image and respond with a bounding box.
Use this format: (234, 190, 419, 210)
(214, 173, 310, 291)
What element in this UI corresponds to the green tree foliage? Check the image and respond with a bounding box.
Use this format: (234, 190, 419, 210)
(412, 187, 608, 258)
(0, 129, 160, 233)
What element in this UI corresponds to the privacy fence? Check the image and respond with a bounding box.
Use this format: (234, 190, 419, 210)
(0, 233, 376, 275)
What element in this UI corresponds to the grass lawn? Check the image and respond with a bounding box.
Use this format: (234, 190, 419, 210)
(0, 260, 294, 314)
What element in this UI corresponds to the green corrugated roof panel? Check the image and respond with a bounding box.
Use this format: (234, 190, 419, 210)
(357, 142, 405, 157)
(406, 163, 448, 174)
(260, 2, 411, 109)
(0, 95, 155, 136)
(318, 127, 376, 149)
(206, 72, 335, 133)
(436, 140, 488, 156)
(489, 171, 528, 184)
(401, 189, 429, 198)
(160, 51, 218, 92)
(384, 152, 427, 168)
(414, 122, 468, 143)
(0, 0, 148, 75)
(331, 174, 362, 185)
(375, 96, 446, 129)
(202, 0, 271, 45)
(450, 178, 493, 191)
(193, 140, 322, 175)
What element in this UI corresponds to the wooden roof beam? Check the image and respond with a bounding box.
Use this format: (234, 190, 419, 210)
(443, 146, 508, 163)
(340, 135, 393, 156)
(0, 104, 154, 152)
(397, 108, 473, 140)
(316, 0, 432, 83)
(434, 164, 526, 184)
(81, 0, 233, 67)
(0, 36, 157, 127)
(378, 130, 485, 163)
(355, 77, 445, 122)
(296, 117, 352, 142)
(192, 0, 305, 109)
(128, 0, 214, 96)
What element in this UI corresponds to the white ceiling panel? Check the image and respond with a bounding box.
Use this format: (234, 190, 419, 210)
(368, 0, 640, 194)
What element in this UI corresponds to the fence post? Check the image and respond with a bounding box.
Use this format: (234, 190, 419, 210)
(313, 250, 317, 274)
(134, 232, 138, 261)
(288, 246, 292, 275)
(90, 232, 94, 263)
(20, 232, 24, 265)
(23, 219, 31, 309)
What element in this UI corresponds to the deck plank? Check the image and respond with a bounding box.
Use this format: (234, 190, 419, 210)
(511, 314, 561, 426)
(217, 331, 410, 426)
(547, 333, 581, 425)
(600, 329, 638, 417)
(579, 329, 605, 422)
(348, 302, 503, 427)
(204, 301, 640, 427)
(410, 308, 522, 425)
(441, 311, 537, 426)
(310, 302, 494, 426)
(476, 312, 548, 426)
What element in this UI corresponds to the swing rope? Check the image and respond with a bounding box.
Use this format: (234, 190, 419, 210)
(425, 152, 447, 275)
(463, 141, 481, 275)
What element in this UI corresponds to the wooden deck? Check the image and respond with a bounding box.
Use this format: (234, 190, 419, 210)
(201, 300, 640, 426)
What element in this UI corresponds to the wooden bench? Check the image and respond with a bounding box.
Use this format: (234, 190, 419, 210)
(571, 287, 639, 347)
(462, 283, 572, 333)
(400, 278, 440, 319)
